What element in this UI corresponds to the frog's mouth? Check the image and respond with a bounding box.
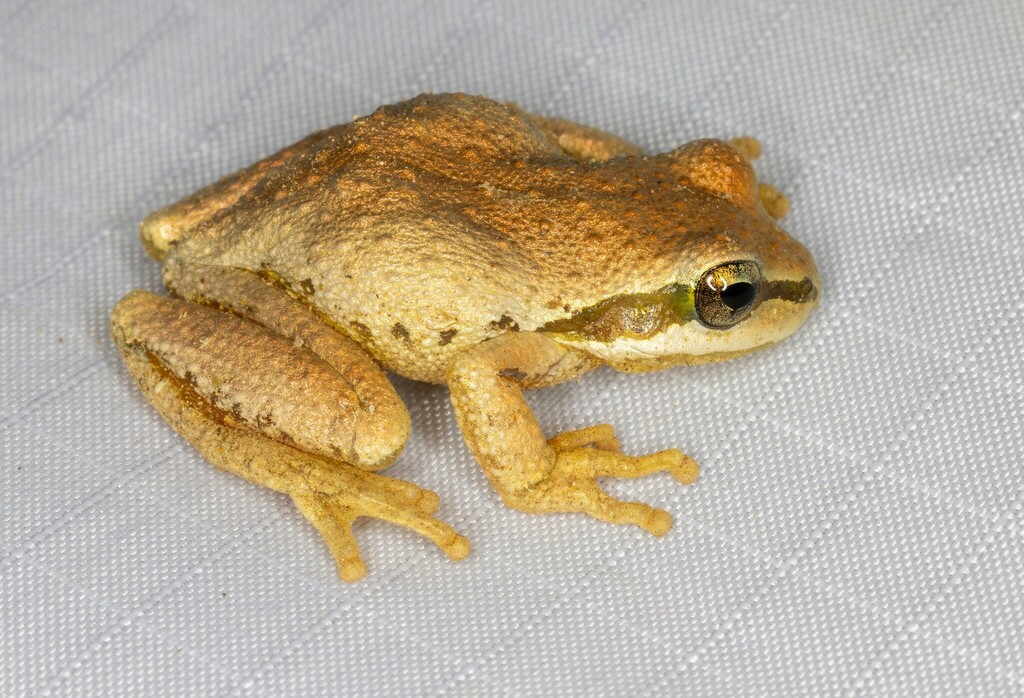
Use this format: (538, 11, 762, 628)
(550, 319, 781, 371)
(601, 341, 783, 373)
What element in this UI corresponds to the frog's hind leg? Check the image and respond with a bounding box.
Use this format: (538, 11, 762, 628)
(110, 268, 469, 581)
(112, 328, 468, 581)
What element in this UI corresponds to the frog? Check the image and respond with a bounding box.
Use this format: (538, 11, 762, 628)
(110, 93, 819, 582)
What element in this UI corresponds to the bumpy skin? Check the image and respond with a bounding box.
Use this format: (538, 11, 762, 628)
(112, 93, 819, 581)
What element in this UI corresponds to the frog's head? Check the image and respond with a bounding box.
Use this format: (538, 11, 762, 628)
(541, 139, 820, 372)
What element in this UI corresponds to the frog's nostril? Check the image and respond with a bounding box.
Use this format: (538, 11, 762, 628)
(721, 282, 756, 310)
(803, 277, 818, 302)
(792, 277, 818, 304)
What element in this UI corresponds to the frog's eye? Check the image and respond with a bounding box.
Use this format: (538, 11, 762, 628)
(695, 261, 761, 328)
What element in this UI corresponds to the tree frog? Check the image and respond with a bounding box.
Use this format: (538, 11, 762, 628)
(111, 93, 819, 581)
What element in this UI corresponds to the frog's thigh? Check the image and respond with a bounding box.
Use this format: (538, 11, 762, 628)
(111, 289, 407, 469)
(163, 259, 412, 468)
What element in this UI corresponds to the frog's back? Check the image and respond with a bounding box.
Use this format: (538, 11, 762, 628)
(160, 93, 693, 382)
(160, 95, 561, 381)
(146, 94, 555, 256)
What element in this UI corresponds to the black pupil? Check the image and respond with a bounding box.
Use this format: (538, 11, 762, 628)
(720, 282, 756, 310)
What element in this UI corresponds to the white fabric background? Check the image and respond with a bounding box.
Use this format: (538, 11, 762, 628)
(2, 0, 1022, 695)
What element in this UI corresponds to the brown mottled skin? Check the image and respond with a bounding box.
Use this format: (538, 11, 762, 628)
(112, 93, 819, 581)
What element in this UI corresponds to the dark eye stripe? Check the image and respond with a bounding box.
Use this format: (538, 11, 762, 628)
(762, 278, 817, 304)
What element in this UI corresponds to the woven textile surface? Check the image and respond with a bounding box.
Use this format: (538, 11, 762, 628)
(2, 1, 1023, 695)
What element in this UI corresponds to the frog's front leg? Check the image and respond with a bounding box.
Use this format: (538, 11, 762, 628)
(110, 267, 469, 581)
(518, 109, 645, 161)
(447, 333, 699, 535)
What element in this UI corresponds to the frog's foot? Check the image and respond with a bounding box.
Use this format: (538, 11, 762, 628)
(506, 424, 699, 536)
(757, 182, 789, 220)
(728, 137, 790, 220)
(729, 136, 762, 161)
(292, 468, 470, 582)
(546, 423, 622, 453)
